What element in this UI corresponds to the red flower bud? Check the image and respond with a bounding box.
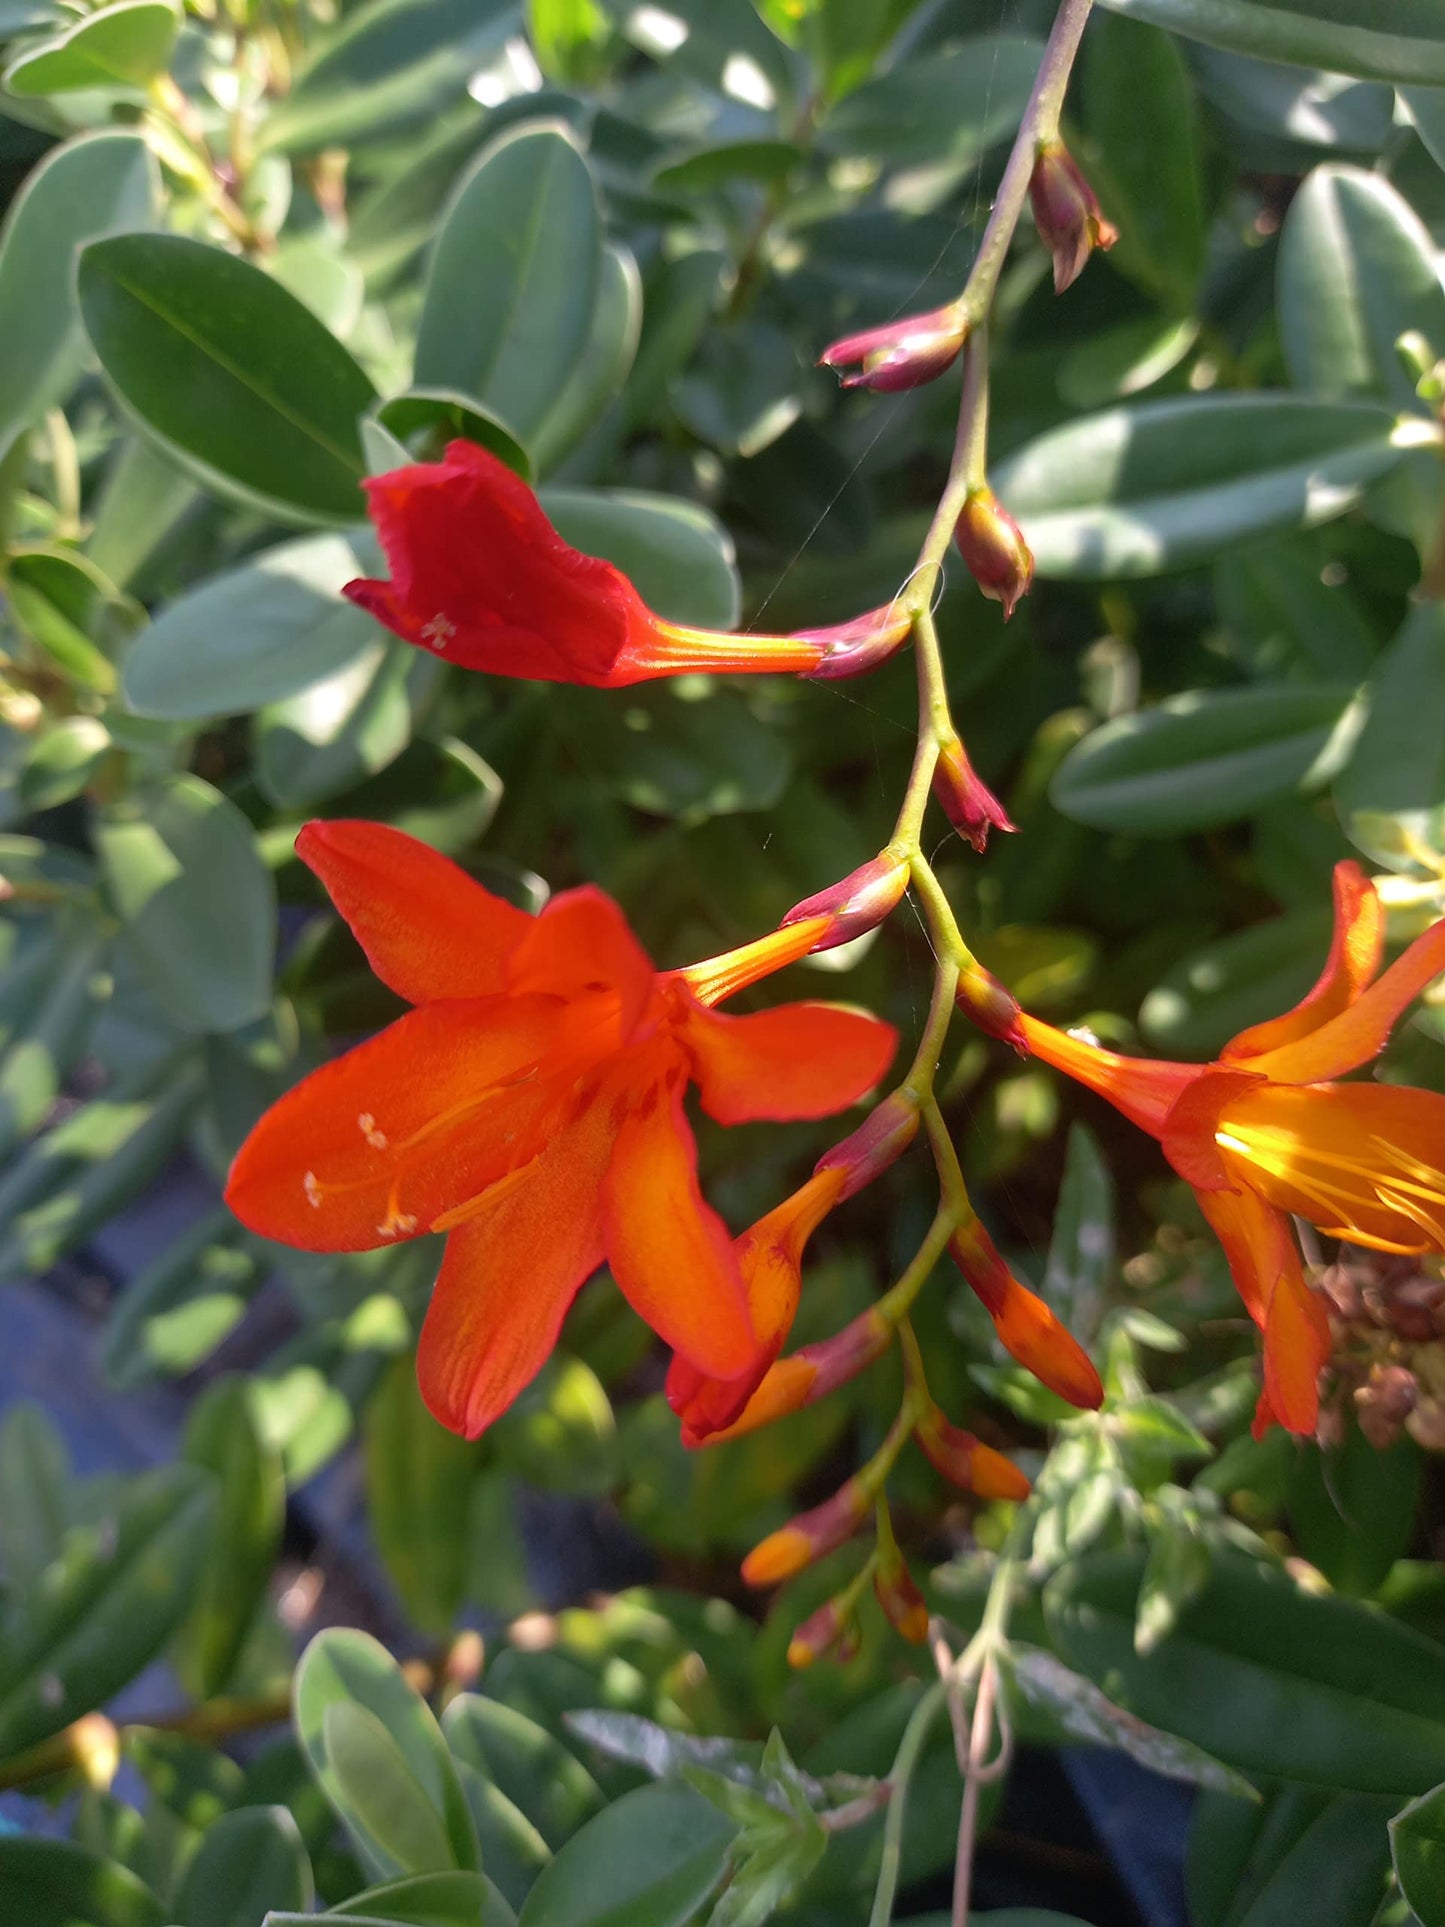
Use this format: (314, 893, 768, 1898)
(801, 603, 913, 681)
(955, 962, 1026, 1056)
(820, 302, 968, 393)
(933, 734, 1015, 853)
(1029, 139, 1119, 294)
(954, 488, 1034, 621)
(873, 1546, 930, 1644)
(816, 1091, 920, 1201)
(949, 1222, 1103, 1410)
(915, 1402, 1031, 1501)
(787, 1595, 860, 1668)
(782, 850, 909, 954)
(742, 1476, 870, 1587)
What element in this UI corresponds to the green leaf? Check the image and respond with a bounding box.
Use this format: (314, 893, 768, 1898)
(329, 1870, 518, 1924)
(527, 0, 612, 84)
(443, 1695, 604, 1850)
(0, 130, 156, 459)
(0, 919, 108, 1161)
(0, 1839, 163, 1927)
(489, 1355, 618, 1498)
(1335, 602, 1445, 874)
(1051, 685, 1362, 835)
(415, 123, 601, 450)
(1045, 1548, 1445, 1793)
(173, 1377, 285, 1699)
(174, 1805, 313, 1927)
(259, 0, 515, 155)
(514, 1783, 737, 1927)
(1093, 0, 1445, 85)
(1391, 1781, 1445, 1927)
(995, 395, 1409, 578)
(530, 244, 641, 477)
(1277, 166, 1445, 413)
(97, 773, 276, 1034)
(555, 682, 790, 824)
(0, 1403, 71, 1598)
(1230, 1792, 1398, 1927)
(293, 1627, 480, 1882)
(1215, 536, 1379, 683)
(671, 321, 803, 460)
(540, 488, 739, 630)
(19, 715, 112, 811)
(1289, 1429, 1421, 1598)
(373, 389, 533, 480)
(0, 1464, 215, 1759)
(364, 1356, 481, 1634)
(1139, 904, 1335, 1056)
(123, 529, 384, 720)
(254, 641, 438, 809)
(4, 0, 179, 95)
(8, 545, 135, 694)
(100, 1210, 263, 1390)
(78, 233, 376, 525)
(1041, 1122, 1113, 1342)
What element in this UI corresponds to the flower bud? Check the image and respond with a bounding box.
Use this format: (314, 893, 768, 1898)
(954, 488, 1034, 621)
(783, 849, 910, 954)
(787, 1595, 860, 1668)
(692, 1307, 894, 1446)
(820, 302, 968, 393)
(949, 1222, 1103, 1409)
(816, 1091, 920, 1200)
(873, 1546, 930, 1643)
(741, 1476, 870, 1587)
(915, 1402, 1031, 1501)
(1029, 139, 1119, 293)
(802, 603, 913, 681)
(933, 734, 1015, 854)
(955, 961, 1026, 1055)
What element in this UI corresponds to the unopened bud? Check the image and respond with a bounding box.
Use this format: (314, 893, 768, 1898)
(787, 1595, 861, 1668)
(783, 849, 909, 953)
(950, 1222, 1103, 1409)
(933, 734, 1015, 853)
(742, 1476, 870, 1587)
(803, 603, 913, 681)
(820, 301, 968, 393)
(695, 1307, 894, 1446)
(956, 961, 1026, 1054)
(816, 1091, 920, 1200)
(954, 489, 1034, 622)
(916, 1402, 1031, 1501)
(873, 1546, 930, 1643)
(1029, 139, 1118, 294)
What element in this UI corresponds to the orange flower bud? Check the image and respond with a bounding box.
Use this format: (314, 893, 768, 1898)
(954, 488, 1034, 622)
(802, 603, 914, 680)
(815, 1090, 920, 1200)
(915, 1402, 1031, 1501)
(696, 1307, 894, 1445)
(1029, 139, 1119, 294)
(786, 1595, 860, 1668)
(955, 961, 1026, 1055)
(820, 301, 968, 393)
(783, 850, 910, 954)
(742, 1476, 871, 1587)
(873, 1546, 930, 1643)
(949, 1222, 1103, 1409)
(933, 734, 1015, 854)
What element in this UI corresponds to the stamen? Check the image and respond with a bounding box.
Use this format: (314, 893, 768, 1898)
(303, 1171, 321, 1208)
(421, 613, 456, 648)
(359, 1112, 388, 1149)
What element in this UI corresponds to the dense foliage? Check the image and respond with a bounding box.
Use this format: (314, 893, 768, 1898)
(2, 1, 1445, 1924)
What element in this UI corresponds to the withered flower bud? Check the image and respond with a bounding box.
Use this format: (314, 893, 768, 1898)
(1029, 139, 1119, 293)
(1354, 1363, 1418, 1450)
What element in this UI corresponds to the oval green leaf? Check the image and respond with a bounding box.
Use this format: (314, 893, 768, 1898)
(4, 0, 179, 95)
(1335, 602, 1445, 874)
(1093, 0, 1445, 86)
(514, 1783, 737, 1927)
(1391, 1781, 1445, 1927)
(78, 233, 376, 524)
(173, 1804, 313, 1927)
(540, 487, 739, 630)
(0, 1838, 163, 1927)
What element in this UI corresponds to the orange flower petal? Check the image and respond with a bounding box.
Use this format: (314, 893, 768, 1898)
(1193, 1181, 1279, 1333)
(1018, 1014, 1195, 1138)
(225, 995, 574, 1251)
(1194, 1179, 1325, 1435)
(508, 885, 655, 1039)
(678, 997, 898, 1125)
(1223, 861, 1383, 1066)
(949, 1224, 1102, 1409)
(673, 917, 831, 1008)
(601, 1066, 759, 1381)
(297, 820, 531, 1004)
(1159, 1068, 1262, 1191)
(1239, 914, 1445, 1086)
(416, 1093, 614, 1438)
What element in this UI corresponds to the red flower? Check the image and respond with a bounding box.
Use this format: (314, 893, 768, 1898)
(1022, 863, 1445, 1436)
(344, 441, 910, 687)
(226, 822, 897, 1438)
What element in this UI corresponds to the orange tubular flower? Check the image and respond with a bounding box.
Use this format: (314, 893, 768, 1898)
(344, 441, 911, 687)
(1020, 862, 1445, 1437)
(950, 1218, 1104, 1410)
(226, 822, 897, 1439)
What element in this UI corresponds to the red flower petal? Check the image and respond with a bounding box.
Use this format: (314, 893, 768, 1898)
(296, 819, 531, 1005)
(678, 996, 897, 1125)
(1224, 861, 1383, 1066)
(224, 995, 574, 1250)
(507, 885, 656, 1039)
(600, 1062, 758, 1381)
(416, 1091, 615, 1437)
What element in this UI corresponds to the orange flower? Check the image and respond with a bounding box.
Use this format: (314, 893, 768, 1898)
(1021, 863, 1445, 1436)
(344, 441, 911, 687)
(226, 822, 897, 1438)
